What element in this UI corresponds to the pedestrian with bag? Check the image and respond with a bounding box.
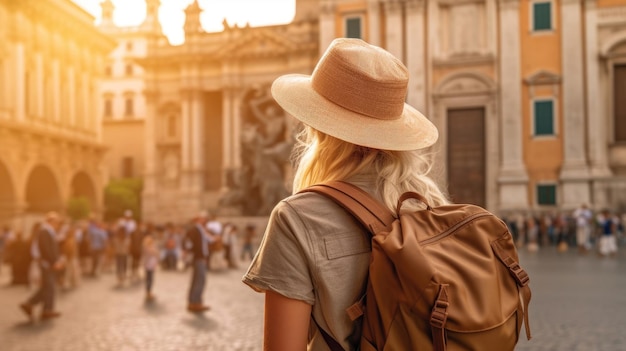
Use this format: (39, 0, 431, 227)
(242, 38, 531, 351)
(20, 212, 64, 321)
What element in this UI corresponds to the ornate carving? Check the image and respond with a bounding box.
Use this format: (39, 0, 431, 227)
(219, 85, 292, 216)
(435, 72, 495, 98)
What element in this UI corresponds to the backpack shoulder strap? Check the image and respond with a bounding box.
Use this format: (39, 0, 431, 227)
(300, 181, 395, 234)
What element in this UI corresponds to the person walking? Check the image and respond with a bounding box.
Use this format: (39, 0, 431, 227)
(242, 38, 448, 350)
(162, 222, 179, 271)
(60, 223, 80, 289)
(205, 213, 223, 271)
(573, 204, 593, 254)
(185, 212, 216, 313)
(240, 224, 256, 262)
(112, 222, 130, 286)
(142, 233, 159, 302)
(20, 212, 64, 321)
(129, 222, 148, 282)
(7, 228, 32, 286)
(222, 223, 239, 269)
(88, 219, 108, 277)
(598, 209, 618, 258)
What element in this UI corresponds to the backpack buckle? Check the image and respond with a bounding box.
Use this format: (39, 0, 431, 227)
(430, 309, 448, 329)
(505, 258, 530, 286)
(430, 284, 450, 329)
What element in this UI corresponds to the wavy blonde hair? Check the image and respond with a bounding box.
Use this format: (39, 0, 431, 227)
(291, 126, 449, 213)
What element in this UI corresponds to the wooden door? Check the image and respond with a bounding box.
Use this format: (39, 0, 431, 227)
(614, 64, 626, 142)
(447, 108, 486, 207)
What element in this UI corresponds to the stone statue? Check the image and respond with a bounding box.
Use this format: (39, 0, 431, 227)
(219, 86, 292, 216)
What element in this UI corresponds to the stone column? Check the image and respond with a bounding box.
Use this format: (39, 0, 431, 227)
(52, 60, 60, 123)
(405, 0, 426, 112)
(233, 92, 243, 169)
(585, 0, 611, 178)
(222, 88, 233, 171)
(68, 67, 76, 126)
(141, 89, 159, 221)
(143, 90, 159, 195)
(498, 0, 528, 210)
(319, 1, 336, 54)
(367, 0, 382, 46)
(14, 42, 25, 122)
(384, 0, 404, 60)
(190, 90, 205, 192)
(180, 89, 192, 192)
(36, 53, 44, 118)
(560, 0, 591, 209)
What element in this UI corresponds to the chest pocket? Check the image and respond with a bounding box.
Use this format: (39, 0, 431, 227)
(324, 232, 370, 260)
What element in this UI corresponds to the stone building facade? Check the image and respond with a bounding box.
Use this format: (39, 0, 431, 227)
(97, 0, 161, 181)
(139, 0, 319, 222)
(104, 0, 626, 222)
(320, 0, 626, 214)
(0, 0, 113, 229)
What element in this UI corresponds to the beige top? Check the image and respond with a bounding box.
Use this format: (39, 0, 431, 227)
(243, 175, 380, 351)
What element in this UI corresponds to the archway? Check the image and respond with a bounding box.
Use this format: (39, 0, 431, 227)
(0, 160, 17, 225)
(24, 165, 62, 213)
(70, 171, 97, 210)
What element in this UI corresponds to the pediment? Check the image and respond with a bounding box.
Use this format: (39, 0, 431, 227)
(436, 72, 495, 97)
(216, 30, 297, 59)
(524, 70, 561, 85)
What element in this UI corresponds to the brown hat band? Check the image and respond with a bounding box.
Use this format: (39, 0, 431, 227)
(311, 49, 407, 120)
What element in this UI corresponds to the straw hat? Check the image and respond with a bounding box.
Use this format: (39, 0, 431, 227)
(271, 38, 438, 151)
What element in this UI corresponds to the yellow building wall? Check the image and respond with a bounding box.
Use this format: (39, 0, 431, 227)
(102, 120, 145, 180)
(520, 0, 563, 205)
(597, 0, 626, 7)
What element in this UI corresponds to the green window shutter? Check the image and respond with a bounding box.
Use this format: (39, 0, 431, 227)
(346, 17, 362, 39)
(537, 185, 556, 205)
(533, 2, 552, 31)
(534, 100, 554, 135)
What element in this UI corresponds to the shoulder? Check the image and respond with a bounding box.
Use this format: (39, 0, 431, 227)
(269, 191, 361, 234)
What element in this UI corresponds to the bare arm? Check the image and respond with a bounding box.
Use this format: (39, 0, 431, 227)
(263, 290, 312, 351)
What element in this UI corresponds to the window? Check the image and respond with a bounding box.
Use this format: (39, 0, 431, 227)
(614, 65, 626, 142)
(533, 99, 554, 136)
(105, 65, 112, 77)
(125, 64, 133, 76)
(126, 41, 133, 51)
(122, 157, 134, 178)
(124, 97, 134, 117)
(104, 98, 113, 118)
(537, 184, 556, 206)
(533, 2, 552, 31)
(345, 17, 362, 39)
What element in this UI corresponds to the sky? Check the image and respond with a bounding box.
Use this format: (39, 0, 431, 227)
(72, 0, 296, 45)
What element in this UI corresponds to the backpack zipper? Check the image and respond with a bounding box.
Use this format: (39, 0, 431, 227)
(419, 212, 492, 246)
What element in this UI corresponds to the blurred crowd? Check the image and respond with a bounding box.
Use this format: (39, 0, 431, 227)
(0, 211, 258, 291)
(502, 204, 624, 257)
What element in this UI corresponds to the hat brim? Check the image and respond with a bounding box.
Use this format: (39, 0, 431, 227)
(271, 74, 438, 151)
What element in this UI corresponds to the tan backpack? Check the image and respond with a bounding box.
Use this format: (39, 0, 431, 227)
(304, 181, 532, 351)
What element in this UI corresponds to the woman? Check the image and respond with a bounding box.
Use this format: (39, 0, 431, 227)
(242, 38, 448, 350)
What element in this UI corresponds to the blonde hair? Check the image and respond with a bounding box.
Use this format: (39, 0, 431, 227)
(291, 126, 449, 213)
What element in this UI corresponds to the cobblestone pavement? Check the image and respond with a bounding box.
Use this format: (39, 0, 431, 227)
(1, 248, 625, 351)
(515, 248, 626, 351)
(0, 261, 264, 351)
